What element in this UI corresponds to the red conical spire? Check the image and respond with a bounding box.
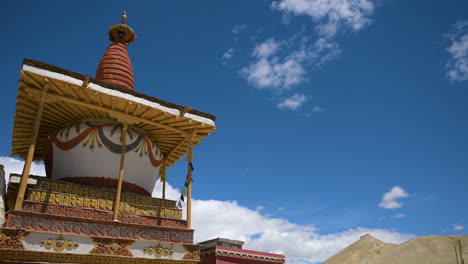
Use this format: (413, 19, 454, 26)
(96, 12, 136, 91)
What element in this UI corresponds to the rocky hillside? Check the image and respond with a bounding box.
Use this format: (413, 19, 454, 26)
(323, 234, 467, 264)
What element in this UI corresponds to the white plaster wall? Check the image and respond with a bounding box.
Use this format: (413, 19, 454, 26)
(22, 232, 190, 260)
(52, 144, 119, 180)
(51, 121, 163, 193)
(131, 241, 186, 259)
(23, 232, 94, 254)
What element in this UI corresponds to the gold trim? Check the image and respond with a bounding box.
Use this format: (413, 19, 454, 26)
(35, 178, 176, 208)
(27, 189, 182, 218)
(40, 235, 79, 251)
(144, 243, 174, 258)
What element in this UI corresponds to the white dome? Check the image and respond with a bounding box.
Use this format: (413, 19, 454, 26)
(44, 119, 164, 196)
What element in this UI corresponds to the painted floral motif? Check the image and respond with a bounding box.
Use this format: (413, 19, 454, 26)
(135, 139, 149, 157)
(108, 242, 119, 252)
(0, 233, 5, 245)
(58, 122, 81, 139)
(90, 238, 133, 256)
(143, 243, 174, 258)
(0, 230, 26, 249)
(82, 129, 102, 150)
(40, 235, 78, 251)
(182, 244, 200, 260)
(51, 121, 163, 166)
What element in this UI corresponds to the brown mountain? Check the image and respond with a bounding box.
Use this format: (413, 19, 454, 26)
(323, 234, 467, 264)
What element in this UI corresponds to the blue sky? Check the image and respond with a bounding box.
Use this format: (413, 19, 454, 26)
(3, 0, 468, 263)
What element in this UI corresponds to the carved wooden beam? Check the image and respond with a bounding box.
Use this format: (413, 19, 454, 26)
(180, 106, 192, 116)
(23, 85, 192, 136)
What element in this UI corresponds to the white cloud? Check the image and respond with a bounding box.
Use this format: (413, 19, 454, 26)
(240, 0, 377, 107)
(222, 48, 235, 60)
(446, 21, 468, 81)
(379, 186, 409, 209)
(278, 94, 309, 110)
(393, 214, 406, 219)
(0, 156, 46, 184)
(192, 199, 414, 263)
(311, 105, 324, 112)
(232, 24, 247, 34)
(242, 36, 342, 91)
(256, 205, 266, 211)
(253, 39, 281, 57)
(151, 179, 181, 201)
(442, 224, 465, 233)
(242, 39, 308, 90)
(305, 105, 325, 116)
(312, 37, 341, 66)
(379, 213, 406, 221)
(150, 181, 415, 263)
(243, 2, 356, 92)
(272, 0, 376, 38)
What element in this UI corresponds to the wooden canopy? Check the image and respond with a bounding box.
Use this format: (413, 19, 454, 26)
(11, 59, 216, 170)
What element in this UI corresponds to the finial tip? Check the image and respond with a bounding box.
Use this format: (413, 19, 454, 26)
(121, 11, 127, 24)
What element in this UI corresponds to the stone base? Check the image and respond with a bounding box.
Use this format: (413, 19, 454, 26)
(0, 249, 199, 264)
(2, 176, 200, 264)
(0, 229, 200, 263)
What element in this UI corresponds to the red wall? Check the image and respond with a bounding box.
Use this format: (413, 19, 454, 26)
(200, 255, 282, 264)
(200, 255, 217, 264)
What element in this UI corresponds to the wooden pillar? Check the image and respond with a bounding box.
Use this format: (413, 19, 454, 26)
(112, 123, 128, 221)
(14, 86, 48, 211)
(161, 162, 166, 200)
(186, 139, 193, 228)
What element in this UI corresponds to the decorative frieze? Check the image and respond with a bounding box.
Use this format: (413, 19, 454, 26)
(0, 229, 26, 249)
(90, 237, 134, 256)
(40, 235, 79, 251)
(182, 244, 200, 260)
(26, 189, 182, 219)
(143, 242, 174, 258)
(6, 214, 194, 243)
(36, 178, 176, 207)
(22, 202, 187, 228)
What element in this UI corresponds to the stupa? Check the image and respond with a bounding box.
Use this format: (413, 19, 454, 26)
(0, 12, 216, 263)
